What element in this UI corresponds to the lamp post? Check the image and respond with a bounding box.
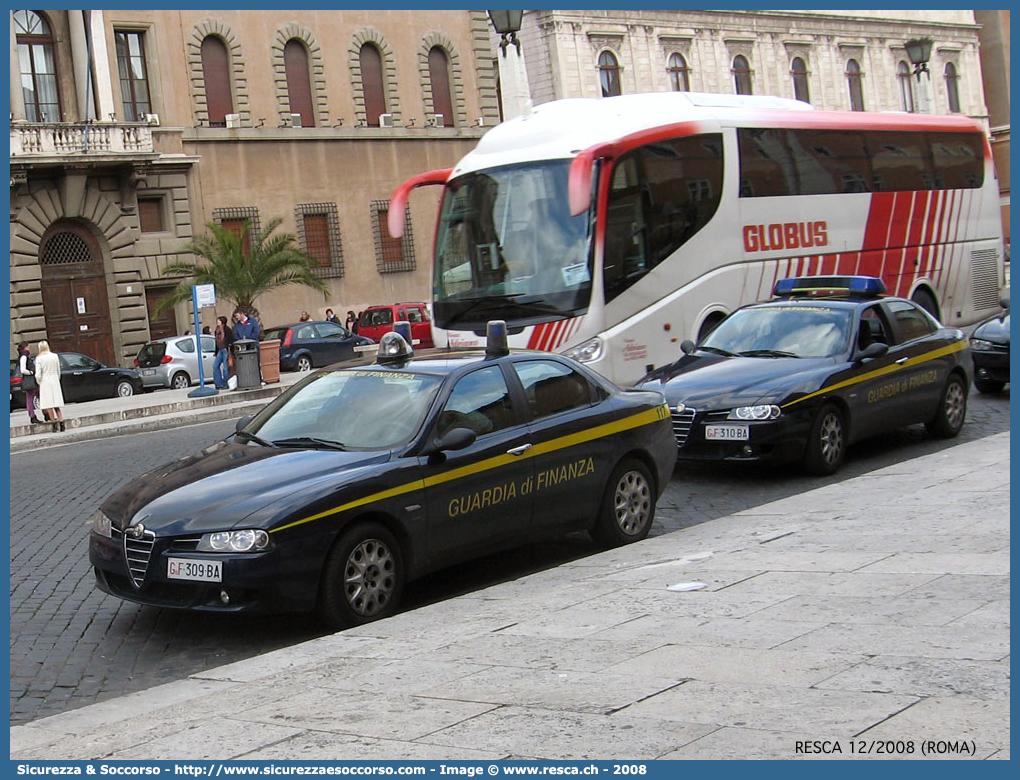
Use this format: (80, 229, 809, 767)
(904, 36, 934, 113)
(487, 10, 530, 121)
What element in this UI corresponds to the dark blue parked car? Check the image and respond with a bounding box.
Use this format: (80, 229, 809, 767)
(263, 320, 375, 371)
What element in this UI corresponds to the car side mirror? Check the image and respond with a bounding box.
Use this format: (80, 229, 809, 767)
(855, 342, 888, 362)
(235, 415, 251, 433)
(680, 339, 695, 355)
(1000, 294, 1010, 310)
(423, 427, 476, 458)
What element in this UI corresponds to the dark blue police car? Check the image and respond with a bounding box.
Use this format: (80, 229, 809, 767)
(636, 276, 971, 475)
(969, 295, 1009, 394)
(90, 325, 676, 628)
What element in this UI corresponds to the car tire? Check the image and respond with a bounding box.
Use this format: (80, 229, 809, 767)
(974, 377, 1006, 394)
(591, 458, 656, 548)
(115, 380, 135, 398)
(926, 373, 967, 438)
(317, 522, 404, 630)
(296, 355, 313, 372)
(170, 372, 190, 390)
(802, 403, 845, 476)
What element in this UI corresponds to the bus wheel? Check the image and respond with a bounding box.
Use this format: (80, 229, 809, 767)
(698, 314, 725, 342)
(911, 288, 940, 320)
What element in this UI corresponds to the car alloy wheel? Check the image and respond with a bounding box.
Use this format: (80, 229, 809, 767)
(115, 380, 135, 398)
(171, 372, 190, 390)
(592, 458, 655, 547)
(926, 374, 967, 438)
(803, 403, 845, 475)
(296, 355, 312, 372)
(318, 522, 404, 629)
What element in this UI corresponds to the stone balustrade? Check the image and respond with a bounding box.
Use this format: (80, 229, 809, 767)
(10, 123, 154, 157)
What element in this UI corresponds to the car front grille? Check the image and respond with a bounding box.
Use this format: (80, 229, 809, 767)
(670, 407, 697, 448)
(112, 525, 156, 588)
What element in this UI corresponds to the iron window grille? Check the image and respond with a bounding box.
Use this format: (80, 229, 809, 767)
(296, 203, 344, 279)
(371, 199, 415, 273)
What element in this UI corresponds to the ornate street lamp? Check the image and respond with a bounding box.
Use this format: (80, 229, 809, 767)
(904, 36, 934, 81)
(488, 10, 523, 55)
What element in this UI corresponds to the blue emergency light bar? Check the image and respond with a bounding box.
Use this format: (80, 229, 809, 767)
(773, 275, 887, 298)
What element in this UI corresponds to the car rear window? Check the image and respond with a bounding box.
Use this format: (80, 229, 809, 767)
(136, 343, 166, 367)
(361, 309, 393, 326)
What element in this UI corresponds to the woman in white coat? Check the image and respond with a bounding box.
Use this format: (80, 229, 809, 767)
(35, 340, 65, 432)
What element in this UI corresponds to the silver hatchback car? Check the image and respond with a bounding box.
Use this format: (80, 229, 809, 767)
(134, 335, 216, 390)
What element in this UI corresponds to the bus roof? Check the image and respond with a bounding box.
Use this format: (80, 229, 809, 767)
(451, 92, 985, 178)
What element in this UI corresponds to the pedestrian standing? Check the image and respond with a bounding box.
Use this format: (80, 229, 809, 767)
(345, 310, 358, 333)
(299, 311, 311, 322)
(35, 340, 65, 433)
(233, 309, 263, 385)
(213, 315, 234, 389)
(16, 341, 44, 426)
(324, 308, 342, 325)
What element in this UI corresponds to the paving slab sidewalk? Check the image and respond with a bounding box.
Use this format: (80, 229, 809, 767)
(10, 432, 1010, 761)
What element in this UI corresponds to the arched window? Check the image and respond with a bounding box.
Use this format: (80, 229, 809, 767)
(284, 39, 314, 127)
(897, 60, 915, 112)
(428, 46, 454, 126)
(201, 36, 233, 126)
(359, 43, 386, 126)
(944, 62, 961, 113)
(732, 55, 752, 95)
(791, 57, 809, 103)
(14, 10, 60, 122)
(667, 53, 690, 92)
(846, 59, 864, 111)
(598, 51, 621, 97)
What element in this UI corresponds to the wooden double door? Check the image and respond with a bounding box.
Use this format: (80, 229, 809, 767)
(39, 221, 116, 367)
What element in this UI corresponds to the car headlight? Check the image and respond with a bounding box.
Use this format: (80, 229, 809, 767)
(728, 404, 782, 420)
(91, 511, 112, 538)
(969, 338, 994, 351)
(197, 529, 271, 553)
(563, 337, 603, 363)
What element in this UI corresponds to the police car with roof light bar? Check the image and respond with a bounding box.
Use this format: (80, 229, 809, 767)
(635, 276, 971, 475)
(89, 322, 676, 628)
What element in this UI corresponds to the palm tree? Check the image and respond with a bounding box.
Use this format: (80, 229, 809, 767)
(157, 217, 328, 322)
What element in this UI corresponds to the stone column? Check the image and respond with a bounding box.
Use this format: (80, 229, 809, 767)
(495, 41, 531, 120)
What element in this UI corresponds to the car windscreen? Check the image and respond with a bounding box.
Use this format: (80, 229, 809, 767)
(135, 343, 166, 367)
(702, 305, 853, 358)
(246, 369, 443, 450)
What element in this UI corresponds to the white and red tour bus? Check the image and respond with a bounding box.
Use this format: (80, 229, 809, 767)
(389, 92, 1006, 386)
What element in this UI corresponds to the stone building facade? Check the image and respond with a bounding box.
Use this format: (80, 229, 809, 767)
(11, 9, 499, 366)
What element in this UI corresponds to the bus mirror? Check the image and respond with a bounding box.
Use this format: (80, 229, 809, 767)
(568, 148, 601, 216)
(388, 168, 453, 238)
(680, 339, 696, 355)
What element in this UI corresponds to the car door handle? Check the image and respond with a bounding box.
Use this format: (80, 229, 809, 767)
(895, 357, 909, 364)
(507, 444, 532, 456)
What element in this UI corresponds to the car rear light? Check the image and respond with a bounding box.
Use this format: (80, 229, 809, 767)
(283, 329, 292, 347)
(161, 355, 173, 364)
(11, 376, 21, 388)
(133, 358, 140, 367)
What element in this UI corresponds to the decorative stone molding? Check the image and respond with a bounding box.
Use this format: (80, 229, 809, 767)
(348, 28, 401, 126)
(271, 23, 330, 128)
(587, 32, 624, 56)
(186, 19, 251, 127)
(468, 9, 500, 124)
(418, 31, 468, 128)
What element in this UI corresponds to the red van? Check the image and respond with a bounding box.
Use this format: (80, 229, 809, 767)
(357, 303, 434, 348)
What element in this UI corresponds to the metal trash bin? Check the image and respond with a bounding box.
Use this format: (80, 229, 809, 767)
(232, 339, 261, 389)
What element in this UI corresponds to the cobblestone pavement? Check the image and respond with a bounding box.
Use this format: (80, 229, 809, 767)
(9, 388, 1009, 726)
